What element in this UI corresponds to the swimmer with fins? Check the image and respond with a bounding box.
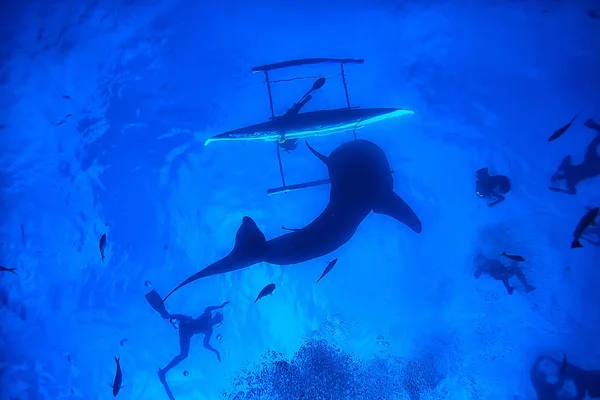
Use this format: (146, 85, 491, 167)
(550, 118, 600, 195)
(473, 253, 536, 295)
(475, 168, 511, 207)
(154, 300, 229, 400)
(530, 354, 600, 399)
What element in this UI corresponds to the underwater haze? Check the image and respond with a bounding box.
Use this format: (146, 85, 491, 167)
(1, 0, 600, 399)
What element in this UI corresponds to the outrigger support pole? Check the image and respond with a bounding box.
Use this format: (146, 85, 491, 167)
(264, 71, 275, 119)
(264, 70, 287, 188)
(276, 142, 286, 187)
(340, 63, 352, 109)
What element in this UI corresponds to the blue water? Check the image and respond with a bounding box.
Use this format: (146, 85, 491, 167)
(1, 1, 600, 399)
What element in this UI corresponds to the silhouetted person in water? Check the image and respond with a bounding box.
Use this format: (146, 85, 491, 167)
(581, 222, 600, 246)
(158, 301, 229, 384)
(473, 254, 535, 294)
(530, 355, 600, 399)
(550, 118, 600, 195)
(475, 168, 511, 207)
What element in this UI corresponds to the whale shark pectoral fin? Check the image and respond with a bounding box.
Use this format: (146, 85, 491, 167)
(373, 192, 422, 233)
(305, 141, 329, 165)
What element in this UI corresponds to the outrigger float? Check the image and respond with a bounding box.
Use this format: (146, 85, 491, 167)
(203, 57, 414, 195)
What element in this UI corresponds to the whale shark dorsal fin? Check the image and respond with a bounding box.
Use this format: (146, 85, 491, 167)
(305, 141, 329, 165)
(373, 192, 422, 233)
(234, 217, 267, 255)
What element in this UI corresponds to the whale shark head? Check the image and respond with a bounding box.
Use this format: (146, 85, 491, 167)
(306, 139, 422, 233)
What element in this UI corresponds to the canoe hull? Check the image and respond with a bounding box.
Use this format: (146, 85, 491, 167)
(204, 107, 414, 145)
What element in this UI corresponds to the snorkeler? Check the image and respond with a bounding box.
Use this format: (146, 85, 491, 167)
(473, 254, 536, 295)
(158, 301, 229, 385)
(475, 168, 511, 207)
(530, 355, 600, 399)
(549, 118, 600, 195)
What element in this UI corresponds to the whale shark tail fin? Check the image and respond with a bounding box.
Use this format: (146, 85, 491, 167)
(373, 192, 422, 233)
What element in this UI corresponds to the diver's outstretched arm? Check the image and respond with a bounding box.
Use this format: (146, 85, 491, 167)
(488, 194, 505, 207)
(281, 226, 301, 232)
(584, 118, 600, 133)
(168, 314, 191, 322)
(583, 119, 600, 162)
(549, 186, 577, 195)
(205, 301, 230, 313)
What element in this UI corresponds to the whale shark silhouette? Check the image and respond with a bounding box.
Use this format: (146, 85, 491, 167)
(151, 139, 422, 306)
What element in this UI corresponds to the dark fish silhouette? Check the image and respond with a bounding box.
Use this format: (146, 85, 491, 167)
(316, 258, 338, 283)
(99, 233, 107, 261)
(55, 113, 73, 126)
(589, 9, 599, 19)
(254, 283, 276, 303)
(548, 115, 577, 142)
(20, 224, 26, 246)
(0, 266, 17, 274)
(501, 252, 525, 262)
(281, 226, 301, 232)
(572, 207, 599, 248)
(560, 353, 568, 375)
(112, 357, 122, 397)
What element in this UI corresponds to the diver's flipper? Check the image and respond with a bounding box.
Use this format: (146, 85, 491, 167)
(162, 217, 267, 302)
(145, 290, 169, 318)
(305, 141, 329, 165)
(373, 192, 422, 233)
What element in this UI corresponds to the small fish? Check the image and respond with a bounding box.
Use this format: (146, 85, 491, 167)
(183, 371, 189, 377)
(62, 94, 71, 99)
(572, 207, 599, 248)
(112, 357, 122, 397)
(560, 353, 568, 375)
(99, 233, 107, 261)
(281, 226, 301, 232)
(144, 280, 152, 288)
(316, 258, 339, 283)
(216, 333, 222, 341)
(20, 224, 26, 246)
(254, 283, 276, 303)
(0, 266, 17, 274)
(501, 252, 525, 262)
(119, 338, 128, 347)
(589, 9, 599, 19)
(55, 113, 73, 126)
(548, 115, 577, 142)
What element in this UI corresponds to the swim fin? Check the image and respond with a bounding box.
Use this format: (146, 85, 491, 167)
(373, 191, 422, 233)
(145, 290, 169, 318)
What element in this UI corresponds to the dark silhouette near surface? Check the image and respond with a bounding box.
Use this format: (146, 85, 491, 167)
(473, 254, 536, 294)
(530, 355, 600, 399)
(475, 168, 511, 207)
(152, 139, 422, 304)
(158, 302, 229, 400)
(550, 118, 600, 195)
